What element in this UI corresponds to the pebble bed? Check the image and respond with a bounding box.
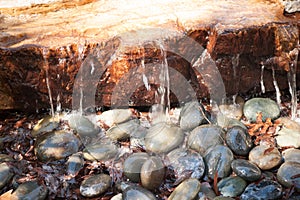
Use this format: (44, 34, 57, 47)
(0, 97, 300, 200)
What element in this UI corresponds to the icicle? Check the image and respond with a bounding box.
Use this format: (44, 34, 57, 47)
(272, 66, 281, 106)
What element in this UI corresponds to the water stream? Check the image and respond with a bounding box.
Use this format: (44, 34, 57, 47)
(42, 48, 55, 117)
(287, 47, 299, 120)
(260, 64, 265, 94)
(272, 66, 281, 106)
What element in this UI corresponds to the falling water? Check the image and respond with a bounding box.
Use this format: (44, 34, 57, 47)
(42, 48, 55, 117)
(231, 54, 239, 95)
(77, 44, 85, 115)
(272, 66, 281, 106)
(287, 47, 299, 120)
(260, 64, 265, 94)
(157, 42, 171, 118)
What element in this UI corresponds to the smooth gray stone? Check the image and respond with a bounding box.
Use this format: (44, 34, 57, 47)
(231, 159, 261, 181)
(31, 115, 59, 137)
(35, 130, 81, 161)
(145, 122, 184, 154)
(11, 181, 48, 200)
(225, 126, 252, 156)
(83, 141, 118, 161)
(123, 152, 149, 182)
(106, 119, 140, 141)
(167, 148, 205, 181)
(217, 176, 247, 197)
(168, 178, 201, 200)
(141, 156, 165, 190)
(188, 124, 224, 156)
(66, 152, 84, 176)
(204, 145, 234, 179)
(80, 174, 111, 197)
(248, 144, 282, 170)
(0, 162, 13, 190)
(240, 180, 282, 200)
(196, 182, 216, 200)
(282, 148, 300, 164)
(277, 161, 300, 191)
(123, 186, 156, 200)
(68, 114, 100, 137)
(179, 101, 208, 130)
(99, 109, 133, 127)
(243, 98, 280, 122)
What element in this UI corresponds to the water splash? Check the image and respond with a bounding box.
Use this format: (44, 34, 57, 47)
(42, 47, 55, 117)
(260, 64, 265, 94)
(287, 47, 299, 120)
(272, 66, 281, 106)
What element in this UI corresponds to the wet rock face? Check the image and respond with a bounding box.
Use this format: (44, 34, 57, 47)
(0, 0, 299, 111)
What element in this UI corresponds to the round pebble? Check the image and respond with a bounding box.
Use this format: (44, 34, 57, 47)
(231, 159, 261, 181)
(0, 162, 13, 190)
(145, 123, 184, 154)
(243, 98, 280, 122)
(248, 145, 282, 170)
(197, 182, 216, 200)
(282, 148, 300, 163)
(277, 161, 300, 191)
(11, 181, 48, 200)
(141, 156, 165, 190)
(34, 130, 81, 161)
(217, 176, 247, 197)
(80, 174, 111, 197)
(68, 114, 100, 137)
(167, 148, 205, 180)
(168, 178, 201, 200)
(123, 186, 156, 200)
(106, 119, 140, 141)
(123, 152, 149, 182)
(99, 109, 132, 127)
(31, 115, 59, 137)
(66, 152, 84, 176)
(188, 125, 224, 155)
(240, 180, 282, 200)
(83, 141, 118, 161)
(179, 101, 208, 130)
(204, 145, 234, 179)
(225, 126, 252, 156)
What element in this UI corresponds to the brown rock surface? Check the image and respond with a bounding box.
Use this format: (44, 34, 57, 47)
(0, 0, 299, 111)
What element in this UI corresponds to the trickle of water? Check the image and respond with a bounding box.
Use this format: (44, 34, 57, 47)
(141, 57, 150, 91)
(260, 64, 265, 94)
(287, 47, 299, 120)
(272, 66, 281, 106)
(42, 47, 55, 117)
(157, 42, 170, 119)
(231, 54, 240, 95)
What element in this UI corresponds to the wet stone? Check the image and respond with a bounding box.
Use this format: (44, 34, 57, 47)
(197, 182, 216, 200)
(31, 115, 59, 137)
(213, 197, 235, 200)
(217, 114, 247, 130)
(83, 141, 118, 161)
(188, 124, 224, 155)
(219, 103, 243, 120)
(99, 109, 132, 127)
(231, 159, 261, 182)
(240, 180, 282, 200)
(217, 176, 247, 197)
(123, 185, 156, 200)
(179, 101, 208, 130)
(0, 162, 13, 190)
(225, 126, 252, 156)
(204, 145, 234, 179)
(282, 148, 300, 163)
(34, 130, 81, 161)
(275, 118, 300, 148)
(248, 145, 282, 170)
(66, 152, 84, 176)
(0, 154, 14, 162)
(243, 98, 280, 122)
(145, 122, 184, 154)
(123, 152, 149, 182)
(168, 178, 201, 200)
(166, 148, 205, 181)
(111, 193, 122, 200)
(80, 174, 111, 197)
(10, 181, 48, 200)
(68, 114, 100, 137)
(277, 161, 300, 191)
(141, 156, 165, 190)
(106, 119, 140, 141)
